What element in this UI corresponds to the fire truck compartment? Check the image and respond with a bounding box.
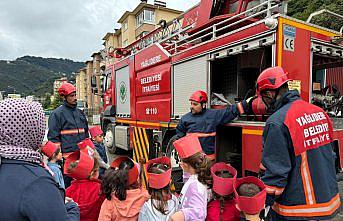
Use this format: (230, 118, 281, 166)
(215, 125, 243, 176)
(210, 46, 272, 104)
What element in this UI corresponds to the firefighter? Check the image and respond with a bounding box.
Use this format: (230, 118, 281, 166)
(176, 90, 246, 156)
(48, 82, 89, 186)
(257, 66, 340, 220)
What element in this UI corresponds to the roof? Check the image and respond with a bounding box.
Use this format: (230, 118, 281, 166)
(117, 2, 182, 23)
(91, 52, 100, 57)
(102, 32, 114, 40)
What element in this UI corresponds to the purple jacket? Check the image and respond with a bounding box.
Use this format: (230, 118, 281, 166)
(178, 174, 208, 221)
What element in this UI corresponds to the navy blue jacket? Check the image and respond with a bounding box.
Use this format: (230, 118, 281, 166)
(261, 90, 339, 220)
(0, 158, 80, 221)
(94, 142, 108, 176)
(48, 101, 89, 153)
(176, 104, 241, 154)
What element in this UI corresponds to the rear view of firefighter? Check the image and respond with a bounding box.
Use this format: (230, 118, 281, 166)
(48, 82, 89, 155)
(257, 67, 340, 220)
(176, 90, 246, 156)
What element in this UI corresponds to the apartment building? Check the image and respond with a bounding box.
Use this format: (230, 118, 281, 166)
(117, 0, 182, 47)
(75, 68, 87, 107)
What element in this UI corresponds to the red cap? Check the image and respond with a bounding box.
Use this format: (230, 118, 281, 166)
(211, 162, 237, 196)
(173, 134, 203, 159)
(89, 126, 103, 138)
(234, 176, 266, 215)
(41, 141, 59, 158)
(58, 82, 76, 96)
(110, 156, 140, 185)
(64, 149, 94, 180)
(78, 138, 95, 151)
(146, 157, 172, 189)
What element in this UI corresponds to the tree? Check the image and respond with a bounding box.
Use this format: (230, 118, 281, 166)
(288, 0, 343, 32)
(43, 93, 51, 109)
(50, 94, 63, 110)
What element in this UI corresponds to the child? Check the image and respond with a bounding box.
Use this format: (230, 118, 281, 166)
(64, 144, 105, 221)
(98, 156, 149, 221)
(41, 141, 65, 189)
(207, 162, 240, 221)
(170, 134, 214, 221)
(139, 156, 178, 221)
(234, 177, 266, 221)
(89, 126, 109, 177)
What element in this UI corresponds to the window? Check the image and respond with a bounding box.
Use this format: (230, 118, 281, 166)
(123, 40, 128, 47)
(136, 9, 155, 27)
(122, 22, 128, 31)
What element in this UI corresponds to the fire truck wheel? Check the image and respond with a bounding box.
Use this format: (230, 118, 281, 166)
(166, 135, 181, 168)
(104, 124, 116, 154)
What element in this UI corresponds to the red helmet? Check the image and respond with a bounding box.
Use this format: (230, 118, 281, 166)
(256, 66, 291, 95)
(189, 90, 208, 103)
(58, 83, 76, 96)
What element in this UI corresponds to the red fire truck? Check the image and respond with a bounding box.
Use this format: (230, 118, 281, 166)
(99, 0, 343, 185)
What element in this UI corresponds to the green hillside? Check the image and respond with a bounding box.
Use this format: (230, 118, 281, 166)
(0, 56, 84, 97)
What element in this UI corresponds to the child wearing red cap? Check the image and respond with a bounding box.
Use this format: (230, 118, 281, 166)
(234, 177, 266, 221)
(206, 163, 240, 221)
(65, 149, 105, 221)
(89, 126, 109, 177)
(138, 157, 178, 221)
(170, 134, 214, 221)
(98, 156, 149, 221)
(41, 141, 65, 189)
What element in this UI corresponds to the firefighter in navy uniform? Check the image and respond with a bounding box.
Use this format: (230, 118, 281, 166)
(176, 90, 246, 157)
(48, 82, 89, 187)
(257, 67, 340, 220)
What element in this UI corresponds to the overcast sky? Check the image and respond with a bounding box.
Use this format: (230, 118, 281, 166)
(0, 0, 199, 62)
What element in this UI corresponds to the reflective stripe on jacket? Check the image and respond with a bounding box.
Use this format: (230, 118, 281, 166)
(48, 102, 89, 153)
(261, 90, 340, 220)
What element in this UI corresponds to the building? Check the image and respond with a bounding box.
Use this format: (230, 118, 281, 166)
(117, 0, 182, 47)
(75, 68, 87, 107)
(100, 0, 182, 69)
(101, 29, 122, 69)
(53, 77, 67, 96)
(85, 60, 94, 110)
(91, 52, 102, 111)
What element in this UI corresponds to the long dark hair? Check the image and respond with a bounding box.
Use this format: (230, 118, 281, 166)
(181, 152, 214, 186)
(212, 170, 234, 221)
(101, 159, 139, 201)
(147, 163, 174, 215)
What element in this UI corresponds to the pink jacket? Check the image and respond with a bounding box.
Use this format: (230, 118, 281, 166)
(98, 188, 149, 221)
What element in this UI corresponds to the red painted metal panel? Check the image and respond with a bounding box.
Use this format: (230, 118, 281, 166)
(333, 130, 343, 169)
(136, 65, 171, 97)
(136, 98, 171, 122)
(182, 5, 200, 28)
(311, 33, 332, 42)
(280, 25, 311, 102)
(172, 23, 269, 62)
(134, 44, 170, 72)
(326, 67, 343, 93)
(242, 126, 264, 174)
(115, 57, 130, 70)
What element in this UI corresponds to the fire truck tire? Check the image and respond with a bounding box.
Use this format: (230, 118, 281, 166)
(104, 124, 116, 154)
(166, 135, 180, 168)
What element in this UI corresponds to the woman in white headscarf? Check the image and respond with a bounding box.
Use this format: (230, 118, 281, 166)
(0, 99, 80, 221)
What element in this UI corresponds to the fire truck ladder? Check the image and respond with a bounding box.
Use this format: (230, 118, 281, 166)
(121, 0, 282, 58)
(161, 0, 282, 54)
